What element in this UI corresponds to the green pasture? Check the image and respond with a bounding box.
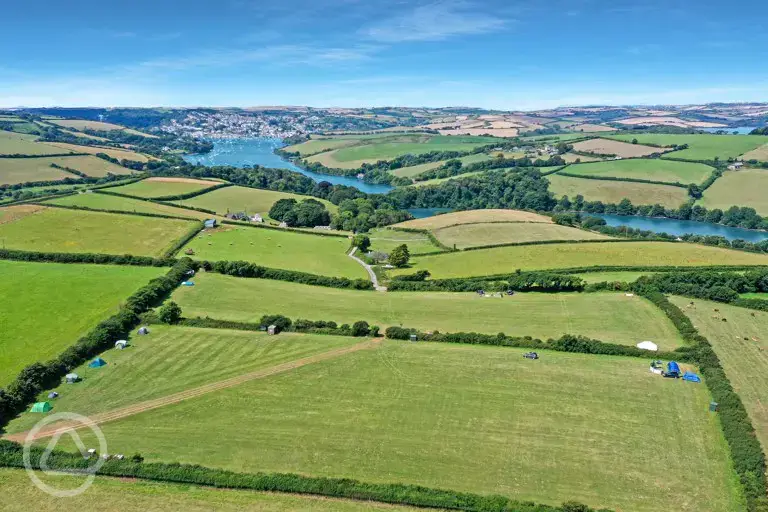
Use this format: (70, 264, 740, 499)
(609, 133, 765, 161)
(0, 131, 71, 156)
(57, 341, 742, 512)
(182, 225, 364, 278)
(5, 326, 358, 434)
(0, 206, 195, 256)
(388, 241, 768, 278)
(172, 274, 683, 348)
(0, 156, 131, 185)
(564, 158, 714, 184)
(46, 192, 211, 220)
(432, 221, 610, 249)
(283, 137, 363, 156)
(367, 227, 442, 254)
(410, 170, 488, 186)
(0, 469, 416, 512)
(0, 260, 164, 387)
(698, 169, 768, 215)
(109, 178, 218, 198)
(547, 173, 690, 208)
(176, 185, 337, 217)
(391, 153, 492, 178)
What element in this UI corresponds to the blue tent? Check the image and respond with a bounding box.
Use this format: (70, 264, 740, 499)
(683, 371, 701, 383)
(182, 281, 195, 286)
(88, 357, 107, 368)
(667, 361, 680, 374)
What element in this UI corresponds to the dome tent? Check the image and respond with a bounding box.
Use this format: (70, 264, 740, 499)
(636, 341, 658, 351)
(31, 402, 52, 413)
(88, 357, 107, 368)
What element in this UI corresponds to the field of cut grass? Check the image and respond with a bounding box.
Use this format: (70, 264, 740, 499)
(183, 225, 364, 278)
(698, 169, 768, 215)
(742, 142, 768, 162)
(433, 222, 611, 249)
(0, 260, 164, 387)
(565, 158, 714, 184)
(45, 192, 211, 220)
(390, 153, 492, 178)
(6, 326, 358, 434)
(173, 274, 683, 347)
(671, 297, 768, 451)
(0, 205, 195, 256)
(41, 142, 151, 162)
(609, 133, 766, 161)
(283, 137, 363, 156)
(388, 241, 768, 278)
(53, 341, 742, 512)
(548, 173, 690, 208)
(109, 177, 219, 198)
(571, 138, 663, 157)
(409, 170, 490, 187)
(176, 185, 336, 217)
(0, 469, 420, 512)
(0, 156, 131, 185)
(367, 227, 442, 254)
(394, 209, 552, 230)
(0, 131, 71, 156)
(573, 271, 655, 283)
(48, 119, 157, 137)
(561, 152, 602, 163)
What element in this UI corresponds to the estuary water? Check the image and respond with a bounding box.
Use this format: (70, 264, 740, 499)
(183, 137, 394, 194)
(593, 213, 768, 242)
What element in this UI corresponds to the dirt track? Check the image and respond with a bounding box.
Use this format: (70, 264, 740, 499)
(5, 339, 379, 443)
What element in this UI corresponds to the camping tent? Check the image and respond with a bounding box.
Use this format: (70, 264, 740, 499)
(65, 373, 79, 383)
(137, 326, 149, 335)
(667, 361, 680, 375)
(683, 371, 701, 383)
(47, 392, 59, 399)
(88, 357, 107, 368)
(181, 281, 194, 286)
(636, 341, 658, 351)
(115, 340, 128, 349)
(30, 402, 52, 413)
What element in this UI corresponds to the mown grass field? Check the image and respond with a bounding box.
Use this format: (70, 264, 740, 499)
(0, 469, 421, 512)
(6, 326, 359, 434)
(41, 142, 152, 162)
(671, 297, 768, 452)
(609, 133, 766, 161)
(564, 158, 714, 184)
(283, 137, 363, 156)
(573, 271, 655, 283)
(172, 274, 682, 348)
(742, 142, 768, 162)
(176, 185, 337, 217)
(548, 173, 690, 208)
(0, 260, 164, 387)
(183, 226, 364, 278)
(394, 209, 552, 230)
(571, 138, 662, 157)
(698, 169, 768, 215)
(0, 205, 195, 256)
(109, 177, 219, 198)
(433, 222, 611, 249)
(54, 341, 742, 512)
(391, 153, 492, 178)
(0, 155, 131, 185)
(0, 131, 71, 156)
(46, 192, 212, 220)
(48, 119, 157, 137)
(367, 227, 442, 254)
(389, 241, 768, 278)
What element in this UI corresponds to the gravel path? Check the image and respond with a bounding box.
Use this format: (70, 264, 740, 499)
(348, 247, 387, 291)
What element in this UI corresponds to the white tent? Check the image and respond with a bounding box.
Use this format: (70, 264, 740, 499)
(65, 373, 79, 383)
(636, 341, 658, 351)
(115, 340, 129, 349)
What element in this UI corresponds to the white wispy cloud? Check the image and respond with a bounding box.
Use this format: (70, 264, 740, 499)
(362, 0, 507, 43)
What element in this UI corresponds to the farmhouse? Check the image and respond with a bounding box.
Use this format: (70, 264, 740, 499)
(727, 162, 744, 170)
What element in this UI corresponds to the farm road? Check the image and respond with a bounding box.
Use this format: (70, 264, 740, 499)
(348, 247, 387, 291)
(5, 339, 380, 443)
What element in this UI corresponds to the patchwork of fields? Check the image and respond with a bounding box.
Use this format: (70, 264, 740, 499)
(547, 173, 690, 208)
(176, 185, 337, 217)
(108, 177, 219, 198)
(697, 169, 768, 215)
(571, 138, 663, 157)
(563, 158, 714, 184)
(609, 133, 766, 161)
(45, 192, 212, 219)
(0, 155, 132, 185)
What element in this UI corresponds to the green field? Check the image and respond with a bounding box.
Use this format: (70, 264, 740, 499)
(0, 131, 70, 156)
(109, 178, 218, 198)
(182, 226, 364, 278)
(283, 137, 364, 156)
(564, 158, 714, 184)
(671, 297, 768, 452)
(0, 206, 195, 256)
(609, 133, 766, 161)
(432, 222, 610, 249)
(0, 155, 131, 185)
(6, 326, 359, 434)
(573, 271, 655, 283)
(52, 341, 742, 512)
(410, 170, 488, 186)
(548, 173, 690, 208)
(46, 192, 211, 219)
(0, 260, 164, 387)
(172, 274, 683, 348)
(739, 292, 768, 299)
(395, 209, 553, 229)
(388, 241, 768, 278)
(698, 169, 768, 215)
(367, 227, 442, 254)
(176, 185, 337, 218)
(0, 469, 418, 512)
(391, 153, 492, 178)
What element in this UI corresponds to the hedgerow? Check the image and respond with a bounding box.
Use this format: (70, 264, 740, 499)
(150, 182, 232, 201)
(0, 248, 173, 267)
(387, 271, 585, 292)
(162, 221, 204, 258)
(204, 260, 373, 290)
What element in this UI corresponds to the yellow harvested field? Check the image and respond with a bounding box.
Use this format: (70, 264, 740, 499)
(41, 142, 151, 162)
(561, 152, 601, 163)
(548, 174, 689, 209)
(433, 222, 611, 249)
(568, 123, 616, 133)
(617, 117, 726, 128)
(571, 138, 663, 157)
(742, 143, 768, 161)
(0, 205, 45, 225)
(49, 119, 158, 138)
(394, 209, 552, 230)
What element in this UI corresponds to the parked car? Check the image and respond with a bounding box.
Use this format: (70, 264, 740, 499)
(523, 352, 539, 360)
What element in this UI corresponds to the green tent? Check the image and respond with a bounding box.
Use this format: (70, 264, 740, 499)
(30, 402, 52, 413)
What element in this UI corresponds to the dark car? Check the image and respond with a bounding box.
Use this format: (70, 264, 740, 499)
(523, 352, 539, 360)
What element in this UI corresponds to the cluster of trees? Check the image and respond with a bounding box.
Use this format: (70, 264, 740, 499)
(750, 127, 768, 135)
(330, 197, 411, 232)
(414, 154, 565, 182)
(269, 198, 331, 227)
(258, 315, 378, 337)
(633, 269, 768, 304)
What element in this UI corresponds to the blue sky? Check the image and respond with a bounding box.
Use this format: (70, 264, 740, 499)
(2, 0, 767, 109)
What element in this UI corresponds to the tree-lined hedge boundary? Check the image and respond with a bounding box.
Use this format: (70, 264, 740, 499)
(150, 181, 232, 201)
(94, 189, 218, 216)
(162, 221, 204, 258)
(31, 201, 200, 222)
(202, 260, 374, 290)
(220, 219, 350, 239)
(0, 259, 196, 428)
(386, 226, 452, 252)
(387, 271, 585, 292)
(0, 248, 174, 267)
(0, 441, 595, 512)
